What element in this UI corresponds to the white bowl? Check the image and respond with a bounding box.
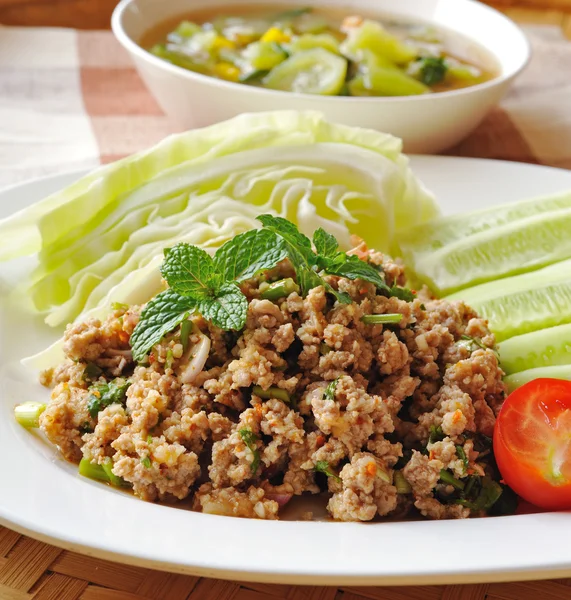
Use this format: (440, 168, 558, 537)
(112, 0, 530, 154)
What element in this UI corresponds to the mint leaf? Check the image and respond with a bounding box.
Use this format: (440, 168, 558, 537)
(213, 228, 288, 282)
(198, 282, 248, 330)
(324, 254, 390, 292)
(256, 214, 315, 270)
(160, 243, 218, 298)
(257, 215, 351, 303)
(389, 285, 416, 302)
(130, 289, 196, 362)
(313, 228, 339, 258)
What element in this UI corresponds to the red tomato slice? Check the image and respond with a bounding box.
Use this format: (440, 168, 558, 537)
(494, 378, 571, 510)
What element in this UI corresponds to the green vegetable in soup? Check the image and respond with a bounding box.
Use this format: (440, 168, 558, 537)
(263, 48, 347, 95)
(340, 20, 417, 64)
(289, 33, 340, 55)
(144, 6, 496, 97)
(242, 41, 288, 70)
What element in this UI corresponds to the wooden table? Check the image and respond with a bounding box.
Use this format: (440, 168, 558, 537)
(1, 2, 571, 599)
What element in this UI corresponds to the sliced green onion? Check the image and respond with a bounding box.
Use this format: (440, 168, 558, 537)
(456, 445, 469, 473)
(101, 458, 129, 487)
(439, 469, 465, 490)
(14, 402, 46, 429)
(394, 470, 412, 494)
(320, 343, 332, 355)
(141, 456, 152, 469)
(252, 385, 290, 403)
(361, 313, 403, 325)
(111, 302, 129, 311)
(79, 458, 109, 483)
(260, 277, 300, 300)
(80, 458, 130, 487)
(376, 467, 392, 484)
(180, 319, 194, 354)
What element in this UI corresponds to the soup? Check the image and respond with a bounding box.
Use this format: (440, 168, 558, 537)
(142, 5, 499, 97)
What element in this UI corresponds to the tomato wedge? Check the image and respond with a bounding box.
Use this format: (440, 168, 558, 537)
(494, 378, 571, 510)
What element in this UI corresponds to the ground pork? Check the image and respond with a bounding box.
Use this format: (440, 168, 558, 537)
(38, 251, 505, 522)
(195, 484, 279, 519)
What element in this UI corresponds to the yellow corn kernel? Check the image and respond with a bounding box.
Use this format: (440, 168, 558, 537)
(212, 35, 236, 51)
(213, 62, 241, 82)
(233, 32, 257, 46)
(260, 27, 291, 44)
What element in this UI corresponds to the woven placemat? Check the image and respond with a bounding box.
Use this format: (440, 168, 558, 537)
(2, 525, 571, 600)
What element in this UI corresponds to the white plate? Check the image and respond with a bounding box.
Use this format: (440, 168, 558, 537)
(2, 156, 571, 586)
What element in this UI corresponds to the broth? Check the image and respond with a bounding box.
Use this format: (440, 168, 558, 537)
(141, 5, 500, 97)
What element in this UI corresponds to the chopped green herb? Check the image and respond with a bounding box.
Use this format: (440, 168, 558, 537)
(456, 445, 469, 473)
(455, 476, 502, 511)
(361, 313, 403, 325)
(87, 379, 131, 419)
(320, 343, 332, 355)
(141, 456, 152, 469)
(439, 469, 465, 490)
(146, 434, 153, 444)
(488, 483, 518, 516)
(239, 427, 261, 474)
(323, 378, 339, 402)
(82, 362, 103, 382)
(416, 56, 448, 86)
(314, 460, 341, 482)
(165, 348, 174, 370)
(420, 303, 427, 310)
(428, 425, 445, 444)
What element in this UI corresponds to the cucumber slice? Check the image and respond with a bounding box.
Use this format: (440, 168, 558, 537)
(361, 55, 429, 96)
(504, 365, 571, 393)
(149, 45, 210, 74)
(263, 49, 347, 95)
(498, 323, 571, 374)
(402, 205, 571, 295)
(340, 20, 417, 64)
(242, 41, 288, 70)
(397, 191, 571, 258)
(448, 259, 571, 342)
(289, 33, 340, 55)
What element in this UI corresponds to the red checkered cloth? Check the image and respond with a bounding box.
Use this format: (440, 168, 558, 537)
(1, 23, 570, 189)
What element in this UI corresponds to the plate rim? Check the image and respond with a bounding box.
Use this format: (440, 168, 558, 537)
(2, 156, 571, 586)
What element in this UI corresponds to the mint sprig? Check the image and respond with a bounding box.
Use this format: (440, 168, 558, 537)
(131, 215, 414, 362)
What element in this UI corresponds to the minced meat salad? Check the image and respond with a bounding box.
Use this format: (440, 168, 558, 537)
(35, 216, 515, 521)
